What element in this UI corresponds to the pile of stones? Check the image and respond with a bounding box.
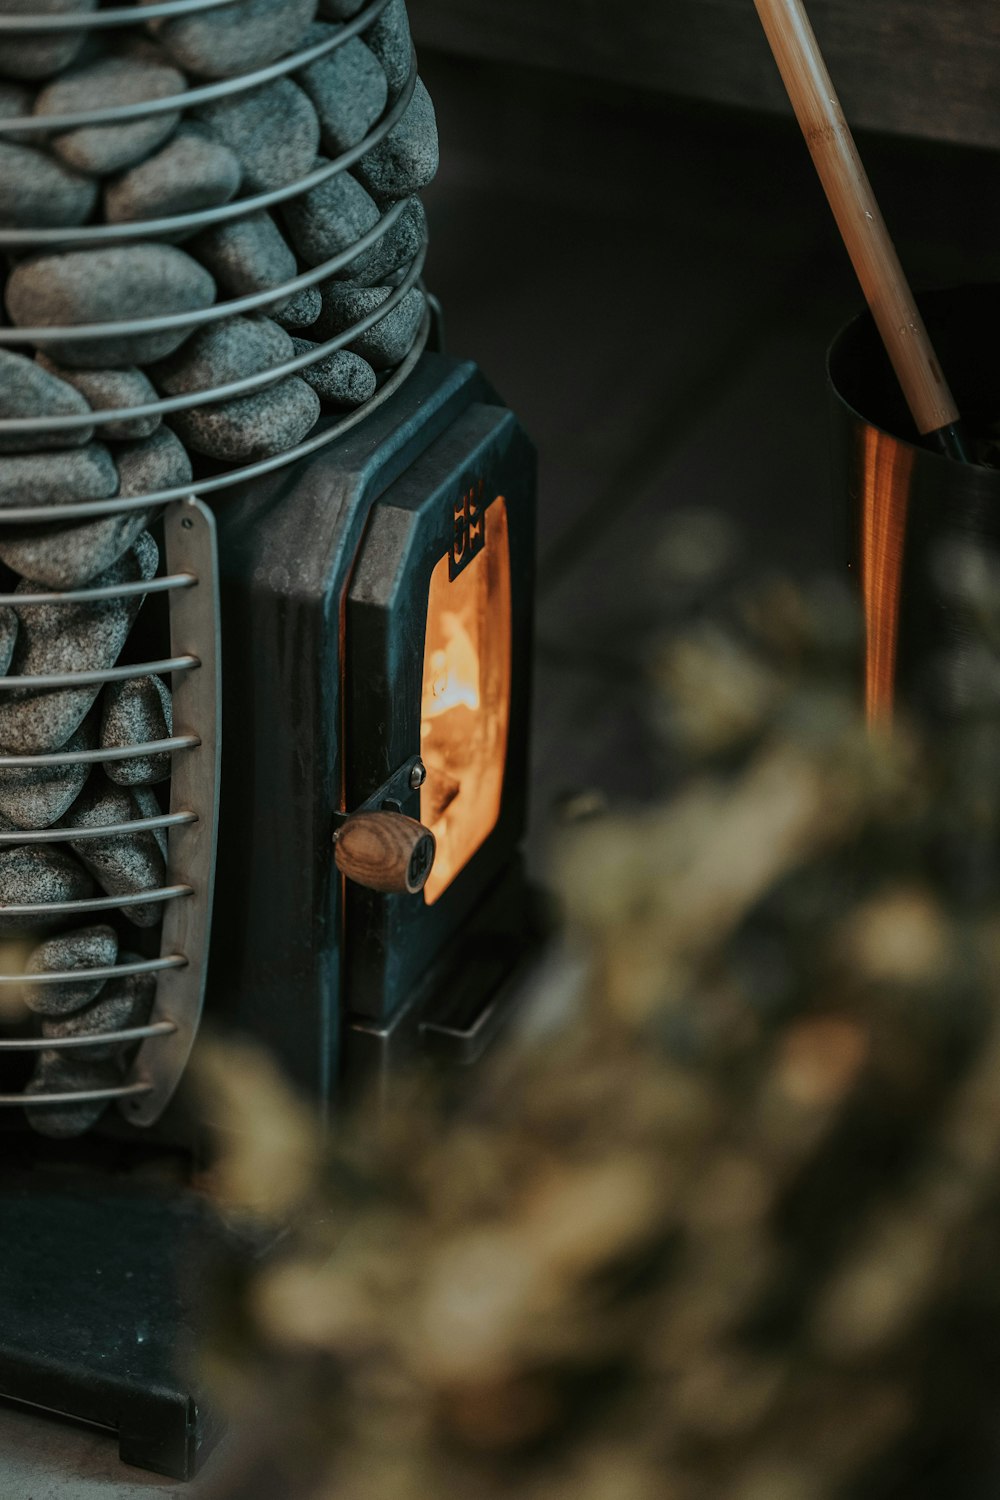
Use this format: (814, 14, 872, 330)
(0, 0, 438, 1135)
(1, 526, 169, 1134)
(0, 0, 436, 488)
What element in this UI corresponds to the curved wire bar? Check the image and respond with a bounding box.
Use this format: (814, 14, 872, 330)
(0, 199, 420, 354)
(0, 954, 187, 984)
(0, 49, 415, 247)
(0, 307, 429, 525)
(0, 735, 198, 768)
(0, 574, 197, 608)
(0, 226, 420, 434)
(0, 812, 197, 846)
(0, 0, 237, 30)
(0, 654, 199, 689)
(9, 1080, 152, 1106)
(0, 232, 423, 437)
(0, 0, 390, 104)
(0, 884, 192, 918)
(0, 1021, 177, 1051)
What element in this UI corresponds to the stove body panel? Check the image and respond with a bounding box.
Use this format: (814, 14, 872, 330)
(209, 353, 536, 1107)
(344, 400, 535, 1023)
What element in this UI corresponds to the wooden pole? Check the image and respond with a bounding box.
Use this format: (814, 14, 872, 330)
(754, 0, 968, 458)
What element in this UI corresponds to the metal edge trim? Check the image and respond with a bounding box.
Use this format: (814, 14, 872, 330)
(120, 496, 220, 1125)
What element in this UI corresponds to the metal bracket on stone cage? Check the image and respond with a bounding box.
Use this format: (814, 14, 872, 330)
(0, 497, 220, 1119)
(119, 497, 221, 1127)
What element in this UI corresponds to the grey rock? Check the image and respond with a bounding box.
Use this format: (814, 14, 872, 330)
(191, 211, 298, 309)
(0, 534, 157, 753)
(0, 844, 93, 933)
(195, 77, 319, 195)
(153, 313, 294, 394)
(0, 430, 184, 591)
(37, 357, 161, 441)
(148, 306, 309, 456)
(5, 245, 217, 368)
(365, 0, 412, 97)
(0, 82, 32, 131)
(24, 921, 117, 1016)
(118, 422, 191, 499)
(23, 1051, 119, 1137)
(353, 77, 438, 204)
(281, 158, 380, 272)
(0, 444, 123, 588)
(104, 124, 242, 227)
(0, 349, 94, 452)
(272, 284, 322, 331)
(292, 339, 375, 406)
(0, 140, 98, 229)
(35, 54, 186, 175)
(298, 23, 387, 155)
(132, 784, 167, 861)
(314, 283, 424, 368)
(338, 194, 424, 287)
(317, 0, 365, 15)
(0, 0, 98, 81)
(0, 717, 94, 830)
(63, 774, 166, 928)
(173, 376, 320, 463)
(101, 673, 173, 786)
(145, 0, 317, 79)
(0, 610, 16, 675)
(42, 953, 154, 1058)
(114, 31, 175, 67)
(0, 444, 117, 508)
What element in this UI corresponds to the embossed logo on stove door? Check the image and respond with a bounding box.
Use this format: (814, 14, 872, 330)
(450, 476, 486, 580)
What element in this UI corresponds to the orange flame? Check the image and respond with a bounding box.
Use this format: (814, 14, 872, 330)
(424, 615, 481, 719)
(420, 498, 511, 905)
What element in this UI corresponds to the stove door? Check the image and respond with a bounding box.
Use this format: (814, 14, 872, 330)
(343, 400, 535, 1026)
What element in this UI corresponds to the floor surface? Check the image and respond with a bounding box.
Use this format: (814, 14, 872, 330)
(6, 46, 1000, 1498)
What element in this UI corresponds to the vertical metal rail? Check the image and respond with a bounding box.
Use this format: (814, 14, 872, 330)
(122, 499, 221, 1126)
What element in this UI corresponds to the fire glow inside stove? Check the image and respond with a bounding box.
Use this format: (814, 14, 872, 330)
(0, 0, 538, 1479)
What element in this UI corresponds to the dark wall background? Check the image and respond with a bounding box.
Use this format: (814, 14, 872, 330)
(411, 19, 1000, 824)
(410, 0, 1000, 151)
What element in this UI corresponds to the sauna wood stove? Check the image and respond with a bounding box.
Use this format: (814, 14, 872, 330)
(0, 0, 538, 1479)
(0, 345, 538, 1481)
(212, 348, 537, 1106)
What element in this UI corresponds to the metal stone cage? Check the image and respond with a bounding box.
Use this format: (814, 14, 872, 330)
(0, 0, 430, 1128)
(0, 499, 220, 1128)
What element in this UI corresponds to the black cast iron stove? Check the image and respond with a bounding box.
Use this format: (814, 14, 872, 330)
(0, 344, 538, 1481)
(0, 0, 538, 1479)
(212, 348, 537, 1105)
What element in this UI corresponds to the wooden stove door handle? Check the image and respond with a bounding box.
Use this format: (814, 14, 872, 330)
(333, 811, 436, 895)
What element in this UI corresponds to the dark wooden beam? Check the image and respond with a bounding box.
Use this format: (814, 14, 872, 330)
(409, 0, 1000, 152)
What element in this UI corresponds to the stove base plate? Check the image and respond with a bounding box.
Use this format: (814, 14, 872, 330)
(346, 859, 549, 1096)
(0, 1169, 237, 1480)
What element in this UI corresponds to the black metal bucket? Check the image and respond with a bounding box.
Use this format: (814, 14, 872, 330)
(827, 284, 1000, 722)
